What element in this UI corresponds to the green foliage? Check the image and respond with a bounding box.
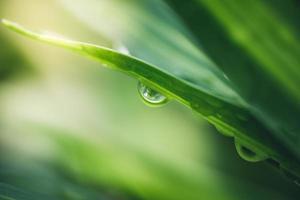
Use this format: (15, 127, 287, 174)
(0, 30, 31, 82)
(1, 0, 300, 199)
(0, 156, 129, 200)
(165, 0, 300, 161)
(2, 0, 300, 179)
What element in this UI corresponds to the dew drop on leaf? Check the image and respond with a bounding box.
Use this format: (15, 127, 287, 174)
(114, 42, 130, 55)
(137, 81, 168, 106)
(234, 139, 268, 162)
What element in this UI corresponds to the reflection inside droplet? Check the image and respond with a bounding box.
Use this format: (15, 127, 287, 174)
(234, 139, 268, 162)
(137, 81, 168, 106)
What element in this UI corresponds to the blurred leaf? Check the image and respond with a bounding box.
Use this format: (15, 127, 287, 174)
(0, 183, 38, 200)
(0, 156, 131, 200)
(165, 0, 300, 159)
(36, 126, 300, 200)
(0, 29, 32, 82)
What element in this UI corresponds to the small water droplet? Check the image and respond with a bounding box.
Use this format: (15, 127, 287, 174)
(114, 42, 130, 55)
(138, 81, 168, 106)
(234, 139, 268, 162)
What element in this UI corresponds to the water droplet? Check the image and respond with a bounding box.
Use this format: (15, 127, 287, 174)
(234, 139, 268, 162)
(114, 42, 130, 55)
(137, 81, 168, 106)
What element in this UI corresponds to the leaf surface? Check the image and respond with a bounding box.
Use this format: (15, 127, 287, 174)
(165, 0, 300, 159)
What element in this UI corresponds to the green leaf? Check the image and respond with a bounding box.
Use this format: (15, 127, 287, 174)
(41, 127, 300, 200)
(56, 1, 300, 176)
(0, 26, 32, 82)
(165, 0, 300, 159)
(0, 183, 36, 200)
(0, 156, 129, 200)
(58, 0, 243, 106)
(2, 18, 300, 179)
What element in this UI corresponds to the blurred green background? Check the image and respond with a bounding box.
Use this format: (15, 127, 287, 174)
(0, 0, 299, 199)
